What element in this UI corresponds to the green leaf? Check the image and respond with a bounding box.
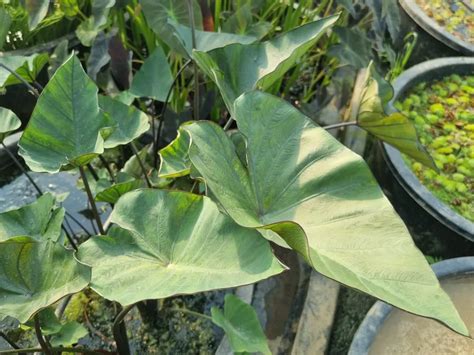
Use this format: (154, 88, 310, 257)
(0, 107, 21, 143)
(0, 237, 91, 323)
(50, 321, 88, 347)
(87, 31, 111, 81)
(95, 174, 143, 204)
(352, 65, 436, 169)
(25, 0, 49, 30)
(183, 91, 467, 335)
(381, 0, 401, 42)
(193, 15, 339, 113)
(18, 55, 110, 173)
(77, 189, 285, 305)
(75, 0, 115, 46)
(0, 54, 36, 87)
(98, 95, 149, 148)
(0, 193, 64, 242)
(328, 27, 372, 69)
(4, 53, 49, 87)
(158, 127, 191, 178)
(60, 0, 80, 17)
(222, 4, 271, 40)
(212, 294, 270, 355)
(129, 46, 173, 102)
(24, 307, 62, 335)
(121, 145, 151, 179)
(0, 8, 12, 49)
(48, 39, 69, 78)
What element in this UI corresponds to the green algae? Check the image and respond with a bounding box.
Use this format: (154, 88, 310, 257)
(395, 73, 474, 221)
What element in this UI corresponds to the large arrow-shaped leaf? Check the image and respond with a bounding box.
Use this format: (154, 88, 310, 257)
(19, 55, 110, 173)
(351, 65, 436, 169)
(77, 189, 285, 305)
(0, 107, 21, 143)
(0, 193, 64, 242)
(182, 91, 467, 335)
(192, 15, 339, 113)
(0, 237, 91, 323)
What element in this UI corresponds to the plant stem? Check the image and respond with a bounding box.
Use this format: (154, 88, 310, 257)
(322, 121, 358, 130)
(0, 347, 108, 354)
(113, 304, 134, 355)
(153, 60, 192, 166)
(187, 0, 200, 121)
(0, 64, 40, 97)
(98, 155, 116, 183)
(169, 307, 212, 321)
(223, 117, 234, 131)
(1, 142, 80, 248)
(0, 331, 20, 350)
(130, 142, 152, 188)
(79, 166, 105, 235)
(34, 314, 52, 355)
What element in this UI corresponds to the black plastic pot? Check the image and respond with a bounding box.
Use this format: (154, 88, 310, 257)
(383, 57, 474, 241)
(399, 0, 474, 56)
(348, 256, 474, 355)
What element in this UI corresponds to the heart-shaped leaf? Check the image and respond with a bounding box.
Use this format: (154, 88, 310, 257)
(77, 189, 285, 305)
(158, 127, 191, 178)
(0, 193, 64, 242)
(94, 173, 144, 204)
(351, 65, 436, 169)
(19, 55, 110, 173)
(0, 237, 91, 323)
(183, 91, 467, 335)
(98, 95, 149, 148)
(212, 294, 270, 355)
(192, 15, 339, 113)
(129, 46, 173, 102)
(0, 107, 21, 143)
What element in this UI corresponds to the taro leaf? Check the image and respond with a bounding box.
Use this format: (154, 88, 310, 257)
(0, 107, 21, 143)
(0, 237, 91, 323)
(193, 15, 339, 113)
(352, 66, 436, 169)
(50, 321, 88, 347)
(60, 0, 80, 18)
(381, 0, 401, 43)
(121, 145, 150, 179)
(87, 31, 112, 81)
(0, 193, 64, 242)
(0, 54, 38, 87)
(18, 55, 110, 173)
(158, 127, 191, 178)
(211, 294, 270, 355)
(4, 53, 49, 87)
(76, 0, 116, 46)
(183, 91, 467, 335)
(48, 39, 69, 78)
(98, 95, 149, 148)
(222, 4, 271, 40)
(129, 46, 173, 101)
(328, 27, 372, 69)
(25, 307, 62, 335)
(25, 0, 50, 30)
(0, 8, 12, 49)
(77, 189, 285, 305)
(95, 173, 143, 203)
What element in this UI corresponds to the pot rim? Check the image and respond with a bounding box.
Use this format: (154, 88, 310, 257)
(348, 256, 474, 355)
(383, 57, 474, 241)
(399, 0, 474, 55)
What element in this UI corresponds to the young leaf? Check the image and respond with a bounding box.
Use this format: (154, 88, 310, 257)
(18, 55, 110, 173)
(77, 189, 285, 305)
(49, 321, 88, 347)
(0, 237, 91, 323)
(98, 95, 149, 148)
(75, 0, 115, 46)
(351, 65, 436, 169)
(158, 127, 191, 178)
(183, 91, 467, 335)
(0, 193, 64, 242)
(0, 107, 21, 143)
(193, 15, 339, 113)
(129, 46, 173, 102)
(95, 173, 143, 204)
(212, 294, 270, 355)
(25, 0, 49, 30)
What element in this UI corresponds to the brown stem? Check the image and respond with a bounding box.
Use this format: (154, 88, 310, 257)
(34, 314, 52, 355)
(113, 304, 134, 355)
(79, 166, 105, 235)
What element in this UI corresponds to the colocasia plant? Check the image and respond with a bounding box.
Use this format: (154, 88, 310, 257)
(0, 1, 469, 354)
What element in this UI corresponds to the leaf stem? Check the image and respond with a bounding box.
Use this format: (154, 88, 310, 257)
(98, 155, 116, 183)
(153, 60, 192, 166)
(169, 307, 212, 321)
(34, 314, 52, 355)
(113, 304, 134, 355)
(0, 331, 20, 350)
(322, 121, 358, 130)
(0, 64, 40, 98)
(223, 117, 234, 131)
(130, 142, 152, 188)
(187, 0, 200, 121)
(79, 166, 105, 235)
(0, 347, 108, 354)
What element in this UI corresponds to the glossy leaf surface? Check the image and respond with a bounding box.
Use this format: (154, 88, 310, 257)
(183, 91, 467, 335)
(0, 237, 90, 323)
(158, 127, 191, 178)
(0, 107, 21, 143)
(19, 55, 110, 173)
(77, 189, 285, 305)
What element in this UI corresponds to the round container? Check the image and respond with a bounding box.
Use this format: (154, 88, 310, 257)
(399, 0, 474, 55)
(349, 256, 474, 354)
(383, 57, 474, 241)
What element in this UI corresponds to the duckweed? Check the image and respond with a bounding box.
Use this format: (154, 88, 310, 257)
(394, 73, 474, 221)
(416, 0, 474, 44)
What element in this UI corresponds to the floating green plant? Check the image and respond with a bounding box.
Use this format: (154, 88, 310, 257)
(395, 73, 474, 221)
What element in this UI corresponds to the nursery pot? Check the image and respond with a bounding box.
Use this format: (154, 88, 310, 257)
(399, 0, 474, 56)
(382, 57, 474, 241)
(349, 256, 474, 354)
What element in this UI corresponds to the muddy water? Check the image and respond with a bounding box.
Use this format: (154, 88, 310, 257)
(370, 276, 474, 354)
